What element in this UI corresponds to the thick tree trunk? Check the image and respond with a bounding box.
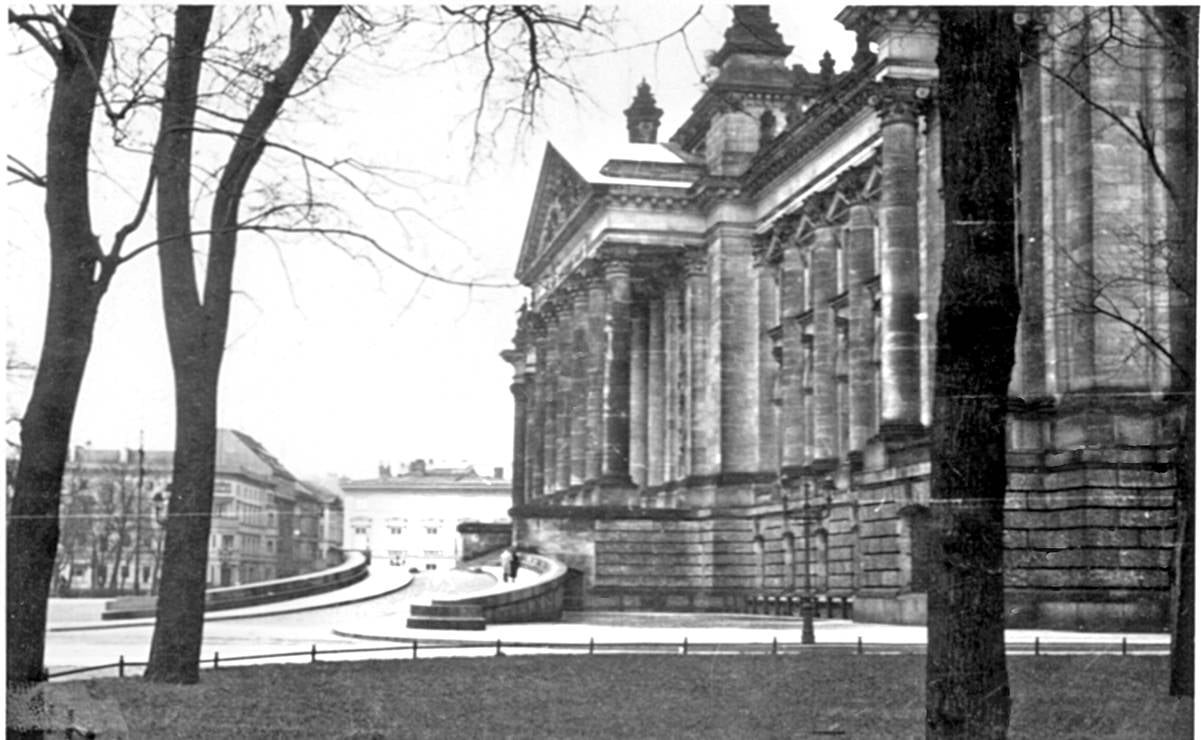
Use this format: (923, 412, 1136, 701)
(6, 6, 115, 684)
(1159, 5, 1197, 700)
(144, 365, 220, 683)
(143, 5, 216, 684)
(926, 9, 1020, 740)
(145, 5, 340, 683)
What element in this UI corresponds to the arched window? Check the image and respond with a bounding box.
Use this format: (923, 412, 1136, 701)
(899, 505, 935, 593)
(782, 532, 796, 591)
(753, 535, 766, 590)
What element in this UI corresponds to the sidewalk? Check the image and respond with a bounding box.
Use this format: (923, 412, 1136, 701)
(335, 601, 1171, 652)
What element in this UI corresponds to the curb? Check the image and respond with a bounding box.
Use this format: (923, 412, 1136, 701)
(49, 573, 414, 633)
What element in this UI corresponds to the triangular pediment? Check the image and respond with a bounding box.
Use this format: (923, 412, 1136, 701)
(515, 143, 593, 282)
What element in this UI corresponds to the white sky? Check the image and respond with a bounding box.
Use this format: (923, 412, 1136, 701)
(6, 4, 854, 482)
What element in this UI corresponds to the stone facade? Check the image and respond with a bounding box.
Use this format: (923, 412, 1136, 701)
(503, 6, 1189, 629)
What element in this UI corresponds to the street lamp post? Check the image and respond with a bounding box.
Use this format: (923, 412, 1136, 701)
(134, 436, 144, 595)
(786, 477, 832, 645)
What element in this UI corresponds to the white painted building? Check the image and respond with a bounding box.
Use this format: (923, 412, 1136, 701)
(341, 460, 510, 571)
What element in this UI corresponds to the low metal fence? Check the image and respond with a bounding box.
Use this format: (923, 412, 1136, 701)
(44, 635, 1168, 681)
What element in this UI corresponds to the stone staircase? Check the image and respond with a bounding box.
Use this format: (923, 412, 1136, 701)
(406, 603, 486, 631)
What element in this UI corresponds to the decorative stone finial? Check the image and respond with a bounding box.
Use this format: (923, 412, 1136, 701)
(624, 78, 663, 144)
(852, 29, 875, 69)
(819, 51, 835, 86)
(709, 6, 793, 69)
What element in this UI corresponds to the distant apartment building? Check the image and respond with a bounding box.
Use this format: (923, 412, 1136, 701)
(300, 479, 346, 567)
(56, 429, 343, 593)
(341, 460, 510, 571)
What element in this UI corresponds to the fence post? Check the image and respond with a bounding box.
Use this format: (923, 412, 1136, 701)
(496, 639, 503, 657)
(311, 645, 317, 663)
(118, 655, 125, 678)
(412, 640, 418, 660)
(682, 637, 688, 655)
(857, 637, 863, 655)
(772, 637, 778, 656)
(214, 652, 220, 670)
(1034, 637, 1040, 656)
(589, 637, 594, 656)
(1122, 637, 1127, 656)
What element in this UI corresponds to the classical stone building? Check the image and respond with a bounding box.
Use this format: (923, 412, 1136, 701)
(502, 6, 1190, 628)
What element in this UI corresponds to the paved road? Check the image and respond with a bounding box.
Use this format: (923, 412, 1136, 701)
(44, 568, 494, 678)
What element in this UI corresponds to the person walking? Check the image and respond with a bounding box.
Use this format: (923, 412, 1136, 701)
(509, 549, 521, 582)
(499, 548, 513, 583)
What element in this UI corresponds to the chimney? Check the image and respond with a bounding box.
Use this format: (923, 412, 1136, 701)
(493, 467, 504, 480)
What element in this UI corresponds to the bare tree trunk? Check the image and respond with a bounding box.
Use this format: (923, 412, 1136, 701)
(926, 9, 1020, 739)
(6, 6, 115, 684)
(145, 5, 341, 683)
(1159, 5, 1197, 700)
(143, 5, 216, 684)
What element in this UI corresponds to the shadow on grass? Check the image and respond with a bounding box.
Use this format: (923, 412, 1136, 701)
(52, 655, 1196, 739)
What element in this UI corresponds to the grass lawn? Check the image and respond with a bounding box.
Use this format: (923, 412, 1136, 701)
(71, 654, 1192, 739)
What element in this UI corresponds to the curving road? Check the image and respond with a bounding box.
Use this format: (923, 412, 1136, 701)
(44, 568, 495, 678)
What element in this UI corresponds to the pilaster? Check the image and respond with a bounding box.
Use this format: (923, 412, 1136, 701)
(811, 225, 839, 462)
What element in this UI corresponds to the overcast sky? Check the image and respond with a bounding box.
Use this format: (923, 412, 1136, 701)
(6, 4, 854, 482)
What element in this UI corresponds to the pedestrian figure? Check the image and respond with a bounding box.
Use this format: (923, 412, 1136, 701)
(509, 549, 521, 582)
(499, 548, 513, 583)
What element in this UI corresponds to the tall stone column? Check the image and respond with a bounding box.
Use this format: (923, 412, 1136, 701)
(684, 248, 711, 476)
(780, 233, 806, 473)
(541, 304, 560, 494)
(662, 280, 683, 482)
(846, 204, 877, 454)
(555, 291, 573, 491)
(569, 284, 590, 485)
(629, 299, 649, 487)
(501, 346, 527, 509)
(711, 223, 761, 472)
(509, 380, 527, 508)
(811, 225, 839, 461)
(585, 268, 606, 483)
(600, 253, 633, 484)
(527, 317, 547, 499)
(646, 292, 666, 486)
(876, 85, 924, 435)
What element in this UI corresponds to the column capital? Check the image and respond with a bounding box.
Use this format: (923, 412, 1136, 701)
(598, 244, 638, 269)
(682, 247, 708, 278)
(870, 80, 933, 125)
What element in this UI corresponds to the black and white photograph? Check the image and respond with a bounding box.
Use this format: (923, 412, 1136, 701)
(6, 4, 1195, 738)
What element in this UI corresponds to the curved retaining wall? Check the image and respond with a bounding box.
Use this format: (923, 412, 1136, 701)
(434, 552, 567, 623)
(101, 551, 370, 620)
